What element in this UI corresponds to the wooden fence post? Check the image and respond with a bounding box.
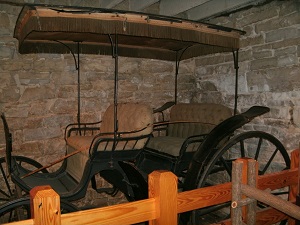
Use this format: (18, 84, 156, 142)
(231, 158, 258, 225)
(148, 170, 178, 225)
(30, 185, 61, 225)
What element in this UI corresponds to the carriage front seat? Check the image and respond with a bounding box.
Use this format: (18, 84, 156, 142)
(65, 102, 154, 182)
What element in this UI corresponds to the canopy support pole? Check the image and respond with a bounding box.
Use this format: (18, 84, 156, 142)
(76, 42, 81, 130)
(175, 47, 190, 104)
(232, 49, 239, 115)
(54, 40, 81, 130)
(108, 34, 119, 155)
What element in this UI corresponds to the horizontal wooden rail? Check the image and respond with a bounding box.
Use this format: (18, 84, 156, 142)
(232, 157, 300, 225)
(242, 184, 300, 221)
(3, 151, 300, 225)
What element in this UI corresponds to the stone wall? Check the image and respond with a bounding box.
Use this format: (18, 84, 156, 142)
(194, 0, 300, 151)
(0, 3, 195, 162)
(0, 0, 299, 207)
(0, 2, 195, 206)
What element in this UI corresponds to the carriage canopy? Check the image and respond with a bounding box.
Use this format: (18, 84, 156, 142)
(14, 5, 244, 61)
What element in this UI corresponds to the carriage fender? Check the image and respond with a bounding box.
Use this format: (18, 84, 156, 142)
(184, 105, 270, 191)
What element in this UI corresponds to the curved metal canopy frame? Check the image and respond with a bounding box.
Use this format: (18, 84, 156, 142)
(13, 4, 245, 127)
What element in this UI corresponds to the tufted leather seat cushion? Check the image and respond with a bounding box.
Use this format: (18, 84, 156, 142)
(100, 103, 153, 147)
(168, 103, 232, 138)
(66, 102, 153, 182)
(146, 103, 232, 156)
(147, 136, 200, 156)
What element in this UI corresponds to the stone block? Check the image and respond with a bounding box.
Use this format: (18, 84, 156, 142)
(253, 50, 273, 59)
(197, 81, 218, 91)
(81, 98, 106, 113)
(27, 101, 55, 116)
(19, 142, 42, 157)
(178, 59, 194, 74)
(277, 55, 298, 67)
(215, 63, 234, 74)
(238, 49, 253, 62)
(0, 87, 20, 103)
(268, 106, 290, 120)
(250, 57, 278, 70)
(20, 86, 56, 103)
(279, 1, 300, 17)
(21, 72, 50, 85)
(80, 57, 115, 72)
(195, 54, 224, 66)
(252, 43, 273, 52)
(178, 74, 196, 84)
(247, 66, 300, 92)
(23, 127, 61, 141)
(265, 27, 300, 43)
(0, 13, 11, 34)
(256, 12, 300, 33)
(195, 65, 215, 76)
(194, 91, 223, 104)
(293, 106, 300, 128)
(118, 59, 139, 74)
(0, 45, 13, 58)
(237, 6, 278, 28)
(0, 72, 11, 87)
(1, 59, 33, 71)
(275, 46, 297, 57)
(50, 99, 77, 114)
(241, 25, 255, 37)
(42, 115, 74, 128)
(272, 37, 300, 50)
(52, 71, 77, 85)
(240, 35, 264, 48)
(139, 60, 173, 74)
(32, 58, 65, 72)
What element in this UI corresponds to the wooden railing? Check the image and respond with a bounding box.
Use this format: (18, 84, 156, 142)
(4, 149, 300, 225)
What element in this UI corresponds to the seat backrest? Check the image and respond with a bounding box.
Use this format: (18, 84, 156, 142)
(1, 114, 12, 175)
(65, 103, 153, 182)
(100, 103, 153, 149)
(167, 103, 233, 138)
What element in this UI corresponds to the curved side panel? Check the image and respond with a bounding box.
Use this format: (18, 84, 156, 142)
(183, 105, 270, 191)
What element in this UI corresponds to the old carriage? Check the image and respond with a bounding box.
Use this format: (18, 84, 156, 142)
(0, 4, 290, 224)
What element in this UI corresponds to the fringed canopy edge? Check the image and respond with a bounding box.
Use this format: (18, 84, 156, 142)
(14, 5, 245, 61)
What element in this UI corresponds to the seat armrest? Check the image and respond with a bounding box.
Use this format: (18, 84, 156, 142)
(179, 134, 208, 156)
(64, 120, 102, 140)
(152, 121, 168, 136)
(90, 133, 152, 156)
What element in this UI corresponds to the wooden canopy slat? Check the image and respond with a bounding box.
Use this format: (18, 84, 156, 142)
(14, 5, 244, 60)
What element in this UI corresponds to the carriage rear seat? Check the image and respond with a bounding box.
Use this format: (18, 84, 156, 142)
(145, 103, 233, 157)
(65, 103, 153, 182)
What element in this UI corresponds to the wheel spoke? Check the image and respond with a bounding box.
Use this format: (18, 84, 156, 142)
(0, 162, 12, 196)
(219, 156, 232, 176)
(260, 147, 279, 174)
(0, 193, 11, 201)
(239, 140, 245, 158)
(254, 137, 262, 160)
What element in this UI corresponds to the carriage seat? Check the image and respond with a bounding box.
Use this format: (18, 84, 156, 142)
(145, 103, 233, 157)
(65, 103, 153, 182)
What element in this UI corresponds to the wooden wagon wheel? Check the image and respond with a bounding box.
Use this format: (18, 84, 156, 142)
(190, 131, 290, 224)
(0, 156, 48, 206)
